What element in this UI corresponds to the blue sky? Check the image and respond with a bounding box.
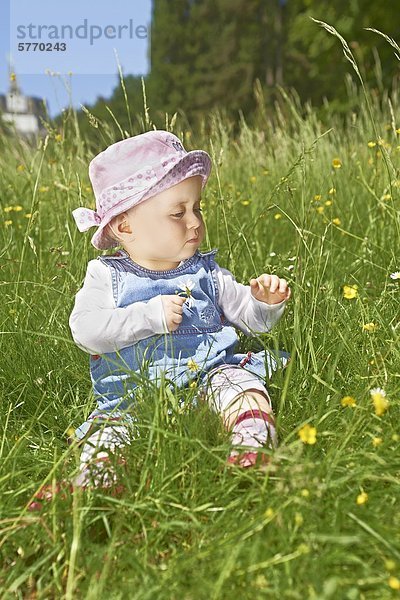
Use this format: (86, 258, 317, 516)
(1, 0, 151, 119)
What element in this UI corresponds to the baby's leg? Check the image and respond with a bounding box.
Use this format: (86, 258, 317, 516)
(203, 366, 278, 464)
(74, 424, 130, 488)
(220, 389, 273, 430)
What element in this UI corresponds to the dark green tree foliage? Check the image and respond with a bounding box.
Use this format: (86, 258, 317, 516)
(146, 0, 193, 118)
(69, 0, 400, 139)
(284, 0, 400, 109)
(148, 0, 284, 123)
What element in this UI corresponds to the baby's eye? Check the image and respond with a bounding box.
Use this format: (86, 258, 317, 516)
(171, 208, 203, 218)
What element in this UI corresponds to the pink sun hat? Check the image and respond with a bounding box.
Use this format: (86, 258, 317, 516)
(71, 129, 212, 250)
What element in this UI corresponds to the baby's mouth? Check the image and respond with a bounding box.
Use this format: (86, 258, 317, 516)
(186, 233, 200, 243)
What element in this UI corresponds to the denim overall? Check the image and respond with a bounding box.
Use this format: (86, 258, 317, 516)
(74, 248, 290, 440)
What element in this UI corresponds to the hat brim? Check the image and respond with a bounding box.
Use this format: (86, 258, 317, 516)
(91, 150, 212, 250)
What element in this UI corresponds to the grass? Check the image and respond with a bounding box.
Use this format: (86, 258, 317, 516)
(1, 25, 400, 599)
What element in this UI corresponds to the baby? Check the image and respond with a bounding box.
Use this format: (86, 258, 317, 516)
(69, 129, 291, 489)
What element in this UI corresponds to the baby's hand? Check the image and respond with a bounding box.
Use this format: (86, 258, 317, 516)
(250, 274, 291, 305)
(160, 295, 187, 332)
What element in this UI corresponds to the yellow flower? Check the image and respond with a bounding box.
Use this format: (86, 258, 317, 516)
(274, 213, 282, 220)
(324, 200, 332, 206)
(14, 205, 23, 212)
(341, 396, 356, 408)
(363, 322, 377, 332)
(55, 134, 63, 142)
(4, 206, 13, 213)
(314, 194, 322, 201)
(367, 141, 376, 148)
(10, 72, 16, 82)
(301, 488, 310, 498)
(356, 491, 368, 505)
(332, 217, 341, 225)
(263, 169, 269, 175)
(332, 158, 342, 169)
(5, 220, 12, 226)
(39, 186, 49, 193)
(389, 576, 400, 590)
(294, 512, 304, 527)
(189, 381, 197, 389)
(370, 387, 389, 416)
(343, 284, 358, 299)
(254, 575, 268, 588)
(392, 434, 399, 442)
(382, 194, 391, 201)
(24, 213, 32, 218)
(396, 129, 400, 135)
(328, 187, 336, 195)
(316, 206, 324, 214)
(372, 437, 382, 447)
(298, 424, 317, 445)
(385, 559, 396, 571)
(264, 507, 274, 518)
(241, 200, 250, 206)
(298, 543, 310, 554)
(17, 164, 25, 172)
(249, 176, 257, 183)
(187, 359, 199, 372)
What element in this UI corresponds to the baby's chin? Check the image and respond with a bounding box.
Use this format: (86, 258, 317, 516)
(182, 242, 201, 254)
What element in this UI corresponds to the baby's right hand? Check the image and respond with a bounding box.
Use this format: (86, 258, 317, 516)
(160, 295, 187, 332)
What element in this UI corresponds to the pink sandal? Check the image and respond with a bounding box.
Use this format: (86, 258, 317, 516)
(226, 409, 277, 471)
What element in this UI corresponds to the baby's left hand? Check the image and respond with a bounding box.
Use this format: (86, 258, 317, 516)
(250, 274, 291, 305)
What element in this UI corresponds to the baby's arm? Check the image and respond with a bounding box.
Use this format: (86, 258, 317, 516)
(214, 265, 287, 335)
(69, 260, 168, 354)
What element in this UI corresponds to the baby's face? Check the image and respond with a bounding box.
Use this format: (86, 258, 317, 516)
(124, 175, 205, 266)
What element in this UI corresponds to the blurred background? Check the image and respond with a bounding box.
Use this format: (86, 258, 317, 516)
(1, 0, 399, 141)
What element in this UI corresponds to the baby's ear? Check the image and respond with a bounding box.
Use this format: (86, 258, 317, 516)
(105, 220, 118, 241)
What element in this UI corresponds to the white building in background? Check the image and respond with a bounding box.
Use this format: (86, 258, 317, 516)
(0, 73, 47, 137)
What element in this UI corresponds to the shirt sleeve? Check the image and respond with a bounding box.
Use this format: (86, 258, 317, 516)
(214, 264, 287, 336)
(68, 259, 169, 355)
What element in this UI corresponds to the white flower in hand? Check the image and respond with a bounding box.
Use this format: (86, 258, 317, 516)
(176, 279, 196, 308)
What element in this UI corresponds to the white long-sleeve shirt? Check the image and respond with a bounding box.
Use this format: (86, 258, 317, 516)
(69, 258, 287, 355)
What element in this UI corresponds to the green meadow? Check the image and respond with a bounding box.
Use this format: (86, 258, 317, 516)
(1, 29, 399, 600)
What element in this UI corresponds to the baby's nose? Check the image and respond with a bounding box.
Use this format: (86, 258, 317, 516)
(187, 213, 202, 228)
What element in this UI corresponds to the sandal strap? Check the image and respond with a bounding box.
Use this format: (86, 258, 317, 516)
(233, 409, 275, 428)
